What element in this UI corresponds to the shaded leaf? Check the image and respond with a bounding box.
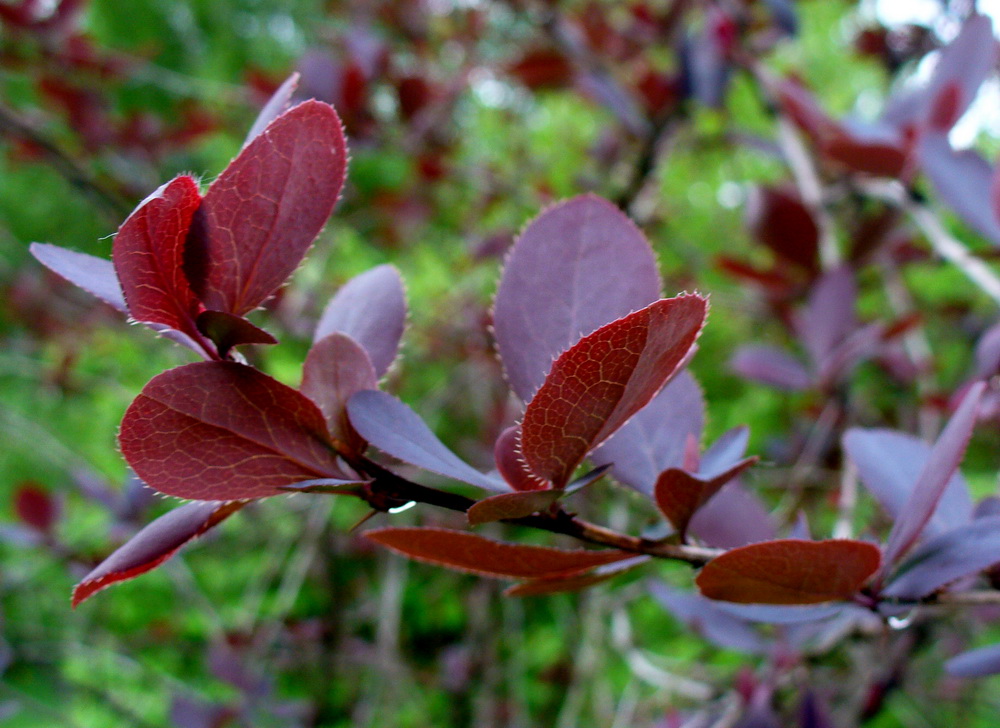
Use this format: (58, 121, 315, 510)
(590, 370, 705, 495)
(796, 267, 857, 370)
(493, 426, 547, 491)
(72, 500, 244, 607)
(711, 601, 845, 625)
(14, 483, 58, 533)
(277, 478, 367, 495)
(467, 489, 563, 526)
(821, 134, 907, 178)
(314, 264, 407, 378)
(946, 643, 1000, 678)
(184, 101, 347, 315)
(505, 556, 649, 597)
(365, 527, 633, 578)
(884, 516, 1000, 599)
(112, 175, 202, 338)
(689, 483, 777, 549)
(745, 186, 819, 272)
(301, 333, 378, 454)
(29, 242, 127, 313)
(919, 134, 1000, 247)
(521, 295, 707, 488)
(730, 345, 811, 391)
(347, 390, 504, 492)
(195, 310, 277, 357)
(696, 539, 881, 605)
(120, 362, 345, 501)
(843, 428, 973, 539)
(654, 457, 758, 538)
(650, 582, 769, 654)
(700, 426, 751, 476)
(882, 382, 984, 568)
(493, 194, 661, 402)
(244, 72, 300, 147)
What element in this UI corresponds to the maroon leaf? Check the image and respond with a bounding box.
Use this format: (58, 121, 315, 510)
(493, 426, 547, 491)
(946, 643, 1000, 678)
(112, 175, 203, 338)
(654, 457, 758, 538)
(689, 483, 777, 549)
(72, 500, 244, 607)
(243, 72, 299, 147)
(14, 483, 58, 533)
(696, 539, 881, 605)
(745, 186, 819, 272)
(184, 101, 347, 315)
(882, 381, 984, 569)
(521, 295, 707, 488)
(493, 194, 662, 401)
(730, 345, 811, 391)
(365, 527, 633, 578)
(29, 242, 127, 313)
(195, 310, 277, 357)
(314, 265, 406, 378)
(843, 428, 973, 539)
(590, 371, 705, 496)
(120, 362, 346, 501)
(301, 333, 377, 454)
(467, 490, 563, 526)
(505, 556, 649, 597)
(821, 134, 907, 178)
(883, 516, 1000, 600)
(346, 390, 505, 492)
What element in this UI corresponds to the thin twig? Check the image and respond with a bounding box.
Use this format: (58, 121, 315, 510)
(833, 459, 859, 540)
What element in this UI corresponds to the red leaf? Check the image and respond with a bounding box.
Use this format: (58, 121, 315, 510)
(14, 483, 58, 533)
(507, 48, 574, 89)
(493, 194, 662, 402)
(184, 101, 347, 315)
(301, 333, 377, 455)
(72, 500, 243, 607)
(467, 489, 563, 526)
(505, 556, 649, 597)
(365, 527, 633, 578)
(654, 457, 758, 538)
(696, 539, 881, 605)
(493, 426, 548, 491)
(120, 362, 345, 501)
(822, 134, 908, 178)
(112, 175, 203, 338)
(520, 295, 707, 488)
(745, 186, 819, 272)
(195, 310, 277, 357)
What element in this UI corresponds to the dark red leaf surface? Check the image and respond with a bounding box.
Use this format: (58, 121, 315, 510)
(520, 296, 706, 488)
(821, 135, 907, 178)
(882, 381, 984, 569)
(504, 556, 649, 597)
(301, 333, 377, 454)
(29, 242, 127, 313)
(184, 101, 347, 315)
(590, 371, 705, 495)
(347, 391, 505, 491)
(654, 457, 758, 538)
(493, 426, 547, 491)
(493, 194, 662, 402)
(696, 539, 881, 605)
(466, 489, 563, 526)
(72, 500, 243, 607)
(14, 483, 58, 533)
(745, 186, 819, 272)
(195, 310, 277, 357)
(120, 362, 345, 501)
(365, 527, 633, 578)
(314, 265, 407, 378)
(112, 175, 203, 337)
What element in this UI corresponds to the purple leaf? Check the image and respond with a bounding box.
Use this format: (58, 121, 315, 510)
(650, 582, 768, 654)
(974, 320, 1000, 378)
(919, 134, 1000, 247)
(844, 428, 974, 539)
(315, 265, 407, 378)
(184, 101, 347, 315)
(590, 371, 705, 496)
(347, 390, 504, 492)
(505, 555, 649, 597)
(730, 345, 812, 391)
(710, 602, 845, 625)
(467, 489, 563, 526)
(493, 194, 661, 402)
(654, 456, 758, 538)
(29, 242, 127, 313)
(699, 426, 751, 477)
(244, 73, 300, 147)
(195, 310, 277, 357)
(946, 642, 1000, 678)
(882, 382, 985, 569)
(883, 516, 1000, 599)
(72, 501, 244, 607)
(301, 333, 378, 455)
(795, 267, 857, 371)
(688, 483, 777, 549)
